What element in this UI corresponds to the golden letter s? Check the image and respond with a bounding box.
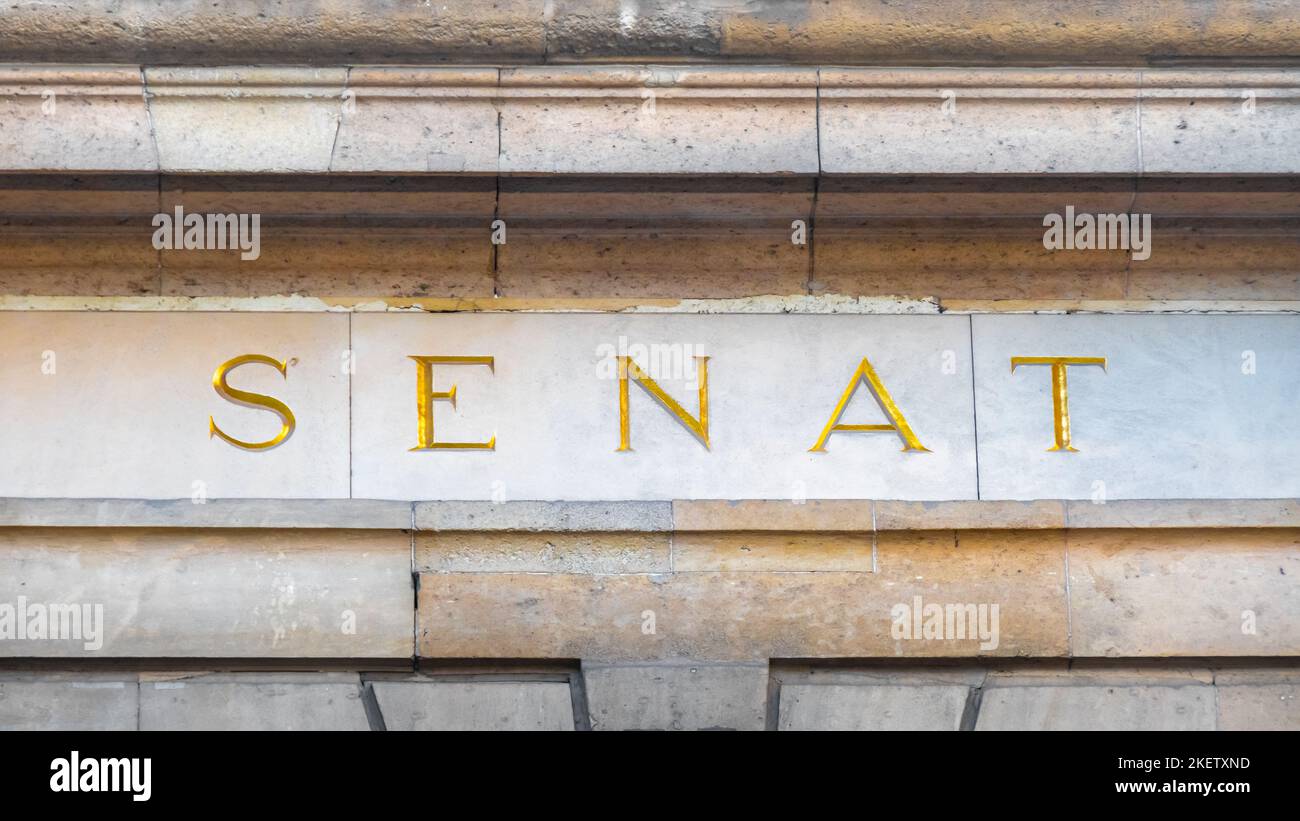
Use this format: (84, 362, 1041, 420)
(209, 354, 295, 451)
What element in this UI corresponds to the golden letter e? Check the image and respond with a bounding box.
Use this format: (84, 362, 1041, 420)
(209, 354, 296, 450)
(409, 355, 496, 450)
(1010, 356, 1107, 452)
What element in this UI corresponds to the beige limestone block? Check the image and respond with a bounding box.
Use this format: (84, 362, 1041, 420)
(819, 69, 1141, 175)
(0, 224, 159, 296)
(160, 225, 493, 298)
(814, 219, 1129, 301)
(1140, 72, 1300, 175)
(0, 67, 155, 172)
(496, 221, 808, 299)
(498, 66, 818, 175)
(1068, 528, 1300, 657)
(145, 68, 347, 173)
(418, 529, 1065, 660)
(672, 531, 874, 572)
(875, 500, 1066, 531)
(331, 68, 500, 173)
(417, 531, 671, 574)
(0, 528, 413, 658)
(672, 500, 872, 532)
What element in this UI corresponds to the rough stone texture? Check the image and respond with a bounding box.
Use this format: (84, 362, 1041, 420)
(146, 68, 348, 173)
(417, 531, 671, 574)
(496, 221, 809, 299)
(414, 501, 672, 532)
(499, 67, 818, 175)
(139, 673, 370, 731)
(1069, 529, 1300, 657)
(1217, 684, 1300, 730)
(1141, 73, 1300, 175)
(370, 680, 575, 731)
(876, 500, 1065, 531)
(672, 500, 872, 532)
(418, 529, 1067, 660)
(0, 67, 156, 172)
(778, 683, 969, 730)
(672, 531, 874, 572)
(1, 2, 1296, 65)
(0, 674, 138, 730)
(330, 68, 500, 173)
(0, 499, 412, 529)
(821, 69, 1141, 174)
(0, 528, 413, 658)
(975, 683, 1216, 730)
(158, 224, 493, 299)
(582, 662, 768, 730)
(1065, 499, 1300, 529)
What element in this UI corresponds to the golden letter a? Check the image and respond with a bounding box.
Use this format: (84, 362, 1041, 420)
(809, 357, 928, 453)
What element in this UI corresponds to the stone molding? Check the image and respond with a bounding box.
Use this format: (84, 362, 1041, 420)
(2, 65, 1297, 174)
(2, 497, 1297, 531)
(1, 1, 1297, 67)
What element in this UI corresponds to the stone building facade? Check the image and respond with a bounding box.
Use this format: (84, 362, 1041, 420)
(0, 1, 1297, 730)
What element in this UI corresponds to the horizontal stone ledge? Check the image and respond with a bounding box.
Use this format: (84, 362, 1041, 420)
(1, 1, 1297, 66)
(0, 498, 412, 529)
(2, 65, 1297, 174)
(3, 498, 1299, 531)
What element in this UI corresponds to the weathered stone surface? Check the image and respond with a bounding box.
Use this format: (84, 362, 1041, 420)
(139, 673, 370, 730)
(672, 500, 872, 532)
(975, 683, 1216, 730)
(415, 501, 672, 532)
(331, 68, 500, 173)
(672, 531, 874, 572)
(778, 683, 969, 730)
(0, 311, 350, 499)
(3, 2, 1296, 65)
(0, 499, 412, 529)
(821, 70, 1140, 175)
(159, 225, 493, 299)
(876, 500, 1065, 531)
(146, 68, 347, 173)
(1068, 529, 1300, 657)
(1217, 683, 1300, 730)
(496, 222, 809, 299)
(1141, 73, 1300, 175)
(417, 531, 670, 574)
(1065, 499, 1300, 529)
(370, 680, 575, 731)
(418, 529, 1066, 660)
(0, 674, 138, 730)
(972, 314, 1300, 500)
(583, 662, 768, 730)
(0, 67, 156, 172)
(498, 67, 818, 175)
(815, 219, 1129, 301)
(0, 224, 159, 296)
(0, 528, 413, 658)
